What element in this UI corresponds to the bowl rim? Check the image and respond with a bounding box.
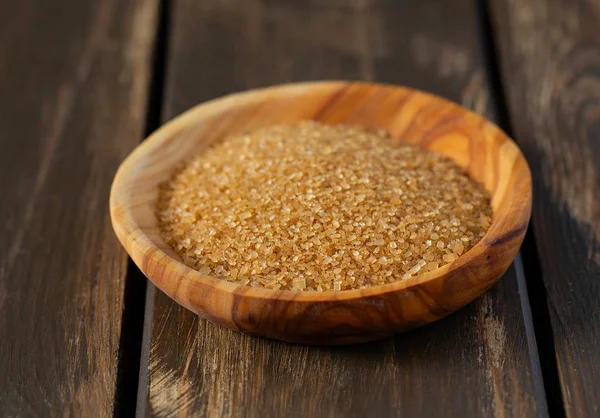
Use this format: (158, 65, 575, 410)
(110, 80, 532, 303)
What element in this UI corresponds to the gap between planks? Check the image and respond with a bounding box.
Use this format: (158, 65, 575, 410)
(478, 0, 562, 416)
(114, 0, 171, 416)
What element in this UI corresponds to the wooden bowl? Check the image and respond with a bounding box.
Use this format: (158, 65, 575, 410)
(110, 81, 531, 345)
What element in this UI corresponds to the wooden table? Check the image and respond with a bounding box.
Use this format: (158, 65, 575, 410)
(1, 0, 598, 416)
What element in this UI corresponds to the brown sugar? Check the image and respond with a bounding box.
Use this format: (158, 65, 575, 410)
(157, 121, 492, 291)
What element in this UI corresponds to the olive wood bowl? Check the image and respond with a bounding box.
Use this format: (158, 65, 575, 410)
(110, 81, 532, 345)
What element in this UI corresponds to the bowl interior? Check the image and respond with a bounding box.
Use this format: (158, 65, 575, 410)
(110, 81, 531, 302)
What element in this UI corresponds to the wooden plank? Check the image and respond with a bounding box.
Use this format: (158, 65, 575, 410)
(0, 0, 158, 415)
(141, 1, 546, 416)
(491, 0, 600, 416)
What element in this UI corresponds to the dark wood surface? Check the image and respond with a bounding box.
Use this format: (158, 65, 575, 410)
(138, 1, 545, 416)
(491, 0, 600, 416)
(4, 0, 600, 415)
(0, 0, 158, 415)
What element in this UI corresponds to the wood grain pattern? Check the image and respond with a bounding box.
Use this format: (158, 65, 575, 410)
(491, 0, 600, 416)
(136, 0, 546, 416)
(0, 0, 158, 415)
(112, 81, 532, 344)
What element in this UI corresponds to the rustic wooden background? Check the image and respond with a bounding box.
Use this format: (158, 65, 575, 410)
(1, 0, 598, 417)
